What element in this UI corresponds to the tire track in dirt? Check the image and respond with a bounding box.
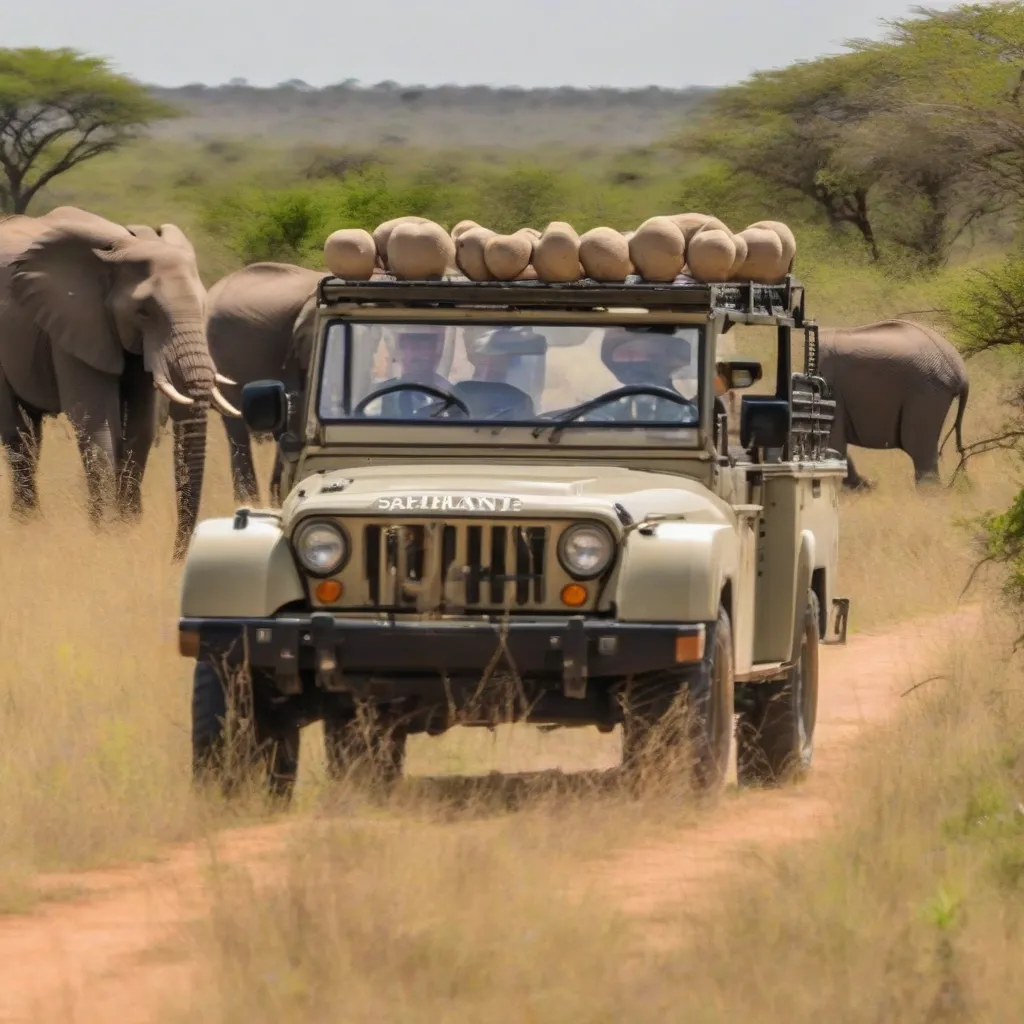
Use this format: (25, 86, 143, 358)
(0, 605, 981, 1023)
(592, 604, 983, 918)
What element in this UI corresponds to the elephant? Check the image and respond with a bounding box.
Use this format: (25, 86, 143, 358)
(202, 261, 458, 506)
(203, 262, 328, 505)
(816, 318, 969, 489)
(0, 205, 240, 558)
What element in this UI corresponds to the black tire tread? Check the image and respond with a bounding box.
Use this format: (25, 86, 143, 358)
(191, 659, 300, 802)
(736, 590, 820, 787)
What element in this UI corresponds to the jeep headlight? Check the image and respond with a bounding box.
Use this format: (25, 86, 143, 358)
(294, 520, 349, 576)
(558, 523, 614, 579)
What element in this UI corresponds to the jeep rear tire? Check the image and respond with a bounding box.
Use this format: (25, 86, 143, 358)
(620, 605, 734, 795)
(736, 590, 820, 786)
(191, 659, 300, 803)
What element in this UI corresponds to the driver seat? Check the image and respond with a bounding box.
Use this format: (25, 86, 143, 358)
(452, 380, 535, 419)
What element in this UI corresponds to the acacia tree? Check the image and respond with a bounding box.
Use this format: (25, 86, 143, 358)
(849, 4, 1024, 220)
(676, 8, 1007, 265)
(0, 48, 179, 213)
(675, 50, 898, 259)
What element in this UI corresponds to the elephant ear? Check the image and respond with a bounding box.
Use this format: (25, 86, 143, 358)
(290, 290, 320, 370)
(9, 223, 128, 376)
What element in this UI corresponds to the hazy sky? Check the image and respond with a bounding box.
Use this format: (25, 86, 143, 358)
(9, 0, 960, 89)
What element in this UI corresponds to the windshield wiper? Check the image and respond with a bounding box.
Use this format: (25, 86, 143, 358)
(531, 403, 592, 443)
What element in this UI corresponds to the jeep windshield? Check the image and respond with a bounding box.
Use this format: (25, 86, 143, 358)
(316, 319, 707, 446)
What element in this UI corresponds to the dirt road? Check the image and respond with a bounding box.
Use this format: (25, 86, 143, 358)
(0, 605, 981, 1023)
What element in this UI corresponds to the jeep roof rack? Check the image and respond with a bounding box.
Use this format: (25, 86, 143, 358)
(317, 272, 808, 327)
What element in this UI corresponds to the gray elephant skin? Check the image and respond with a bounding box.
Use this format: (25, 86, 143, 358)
(199, 261, 459, 505)
(0, 205, 238, 558)
(817, 318, 969, 488)
(203, 262, 327, 505)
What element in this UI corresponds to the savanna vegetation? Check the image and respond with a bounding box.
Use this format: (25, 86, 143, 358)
(5, 3, 1024, 1020)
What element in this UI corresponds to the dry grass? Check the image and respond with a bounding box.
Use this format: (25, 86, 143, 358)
(161, 602, 1024, 1024)
(0, 315, 1019, 893)
(1, 253, 1023, 1019)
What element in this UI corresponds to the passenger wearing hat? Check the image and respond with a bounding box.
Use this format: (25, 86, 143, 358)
(597, 327, 699, 423)
(461, 326, 547, 417)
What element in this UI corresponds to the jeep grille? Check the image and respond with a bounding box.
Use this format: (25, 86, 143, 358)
(364, 520, 549, 611)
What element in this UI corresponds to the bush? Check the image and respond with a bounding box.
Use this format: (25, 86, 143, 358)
(198, 169, 452, 266)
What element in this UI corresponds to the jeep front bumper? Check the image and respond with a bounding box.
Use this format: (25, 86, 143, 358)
(179, 614, 709, 700)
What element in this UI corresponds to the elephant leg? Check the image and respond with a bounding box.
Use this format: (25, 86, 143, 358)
(118, 353, 156, 520)
(901, 390, 949, 487)
(0, 374, 44, 518)
(222, 415, 260, 505)
(828, 412, 871, 490)
(842, 451, 873, 491)
(53, 350, 121, 523)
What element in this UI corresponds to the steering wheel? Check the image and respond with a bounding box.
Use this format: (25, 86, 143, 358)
(549, 384, 697, 423)
(533, 384, 697, 440)
(351, 382, 472, 419)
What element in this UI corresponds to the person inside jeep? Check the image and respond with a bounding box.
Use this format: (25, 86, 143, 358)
(372, 326, 454, 417)
(457, 326, 546, 418)
(596, 328, 698, 422)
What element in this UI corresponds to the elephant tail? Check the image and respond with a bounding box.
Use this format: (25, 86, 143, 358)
(939, 379, 970, 459)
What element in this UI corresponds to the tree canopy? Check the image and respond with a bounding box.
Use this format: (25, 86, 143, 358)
(0, 47, 179, 213)
(675, 2, 1024, 267)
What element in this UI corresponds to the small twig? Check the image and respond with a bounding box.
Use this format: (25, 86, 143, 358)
(959, 553, 995, 601)
(901, 675, 948, 698)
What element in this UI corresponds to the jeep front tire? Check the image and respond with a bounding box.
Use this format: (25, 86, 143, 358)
(620, 605, 735, 795)
(191, 659, 300, 802)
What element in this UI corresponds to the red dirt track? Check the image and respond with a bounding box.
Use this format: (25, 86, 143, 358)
(0, 605, 981, 1023)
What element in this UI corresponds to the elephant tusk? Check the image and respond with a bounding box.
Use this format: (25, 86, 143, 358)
(154, 377, 195, 406)
(215, 372, 237, 387)
(212, 386, 242, 418)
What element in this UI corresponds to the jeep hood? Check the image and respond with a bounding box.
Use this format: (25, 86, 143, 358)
(279, 462, 736, 530)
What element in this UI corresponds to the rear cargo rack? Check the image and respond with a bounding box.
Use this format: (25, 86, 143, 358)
(317, 272, 807, 325)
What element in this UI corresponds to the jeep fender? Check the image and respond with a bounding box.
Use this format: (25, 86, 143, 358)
(614, 523, 738, 623)
(180, 518, 305, 619)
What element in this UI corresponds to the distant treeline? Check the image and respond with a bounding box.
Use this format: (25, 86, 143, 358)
(143, 81, 718, 147)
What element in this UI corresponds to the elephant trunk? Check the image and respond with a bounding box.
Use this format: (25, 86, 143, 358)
(147, 324, 240, 418)
(171, 400, 209, 560)
(148, 325, 215, 560)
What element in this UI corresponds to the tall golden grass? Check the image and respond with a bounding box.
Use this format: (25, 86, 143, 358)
(0, 339, 1015, 894)
(2, 270, 1023, 1024)
(158, 603, 1024, 1024)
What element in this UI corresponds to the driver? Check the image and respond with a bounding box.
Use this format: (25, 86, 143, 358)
(376, 326, 453, 418)
(598, 328, 695, 421)
(392, 327, 451, 389)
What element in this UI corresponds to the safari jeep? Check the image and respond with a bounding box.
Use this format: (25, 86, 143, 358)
(178, 271, 850, 800)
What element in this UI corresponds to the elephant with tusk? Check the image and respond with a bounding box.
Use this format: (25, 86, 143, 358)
(0, 205, 240, 559)
(125, 223, 239, 450)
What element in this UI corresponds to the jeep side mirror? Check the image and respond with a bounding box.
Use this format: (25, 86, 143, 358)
(241, 380, 287, 435)
(717, 359, 763, 391)
(740, 396, 790, 450)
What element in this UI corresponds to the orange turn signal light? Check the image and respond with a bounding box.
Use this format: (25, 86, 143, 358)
(315, 579, 344, 603)
(560, 583, 588, 607)
(674, 626, 706, 663)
